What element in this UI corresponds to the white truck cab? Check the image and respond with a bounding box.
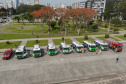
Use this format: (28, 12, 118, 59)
(33, 45, 42, 58)
(83, 41, 96, 52)
(72, 42, 84, 53)
(59, 43, 73, 54)
(15, 46, 28, 59)
(47, 43, 58, 56)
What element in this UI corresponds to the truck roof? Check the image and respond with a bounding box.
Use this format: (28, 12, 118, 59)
(104, 38, 123, 45)
(72, 42, 83, 47)
(4, 48, 11, 53)
(16, 45, 25, 52)
(83, 41, 96, 46)
(103, 38, 115, 43)
(48, 43, 56, 49)
(61, 43, 70, 48)
(95, 40, 108, 45)
(33, 45, 40, 51)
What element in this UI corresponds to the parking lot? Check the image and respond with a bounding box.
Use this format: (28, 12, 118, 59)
(0, 45, 126, 84)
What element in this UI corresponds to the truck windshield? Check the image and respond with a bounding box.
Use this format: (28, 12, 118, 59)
(102, 45, 108, 47)
(118, 46, 122, 48)
(77, 47, 83, 49)
(33, 50, 40, 53)
(16, 52, 23, 55)
(91, 46, 96, 48)
(49, 49, 55, 51)
(63, 48, 70, 50)
(4, 53, 9, 55)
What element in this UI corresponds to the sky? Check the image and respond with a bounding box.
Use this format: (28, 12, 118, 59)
(0, 0, 86, 6)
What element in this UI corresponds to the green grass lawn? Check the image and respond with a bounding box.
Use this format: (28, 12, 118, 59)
(26, 40, 48, 47)
(96, 36, 120, 41)
(75, 37, 95, 43)
(53, 38, 72, 45)
(115, 35, 126, 40)
(0, 41, 21, 49)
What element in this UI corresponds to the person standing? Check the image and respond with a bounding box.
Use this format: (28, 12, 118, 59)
(15, 44, 17, 48)
(99, 49, 101, 54)
(96, 47, 98, 54)
(116, 57, 119, 63)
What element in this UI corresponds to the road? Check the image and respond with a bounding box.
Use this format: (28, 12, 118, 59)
(0, 45, 126, 84)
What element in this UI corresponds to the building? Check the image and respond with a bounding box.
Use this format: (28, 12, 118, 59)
(85, 0, 93, 8)
(79, 1, 86, 8)
(8, 1, 13, 8)
(72, 1, 80, 9)
(60, 3, 67, 9)
(19, 0, 24, 6)
(92, 0, 106, 16)
(0, 3, 3, 8)
(34, 0, 39, 5)
(13, 0, 19, 9)
(27, 0, 31, 5)
(3, 2, 8, 9)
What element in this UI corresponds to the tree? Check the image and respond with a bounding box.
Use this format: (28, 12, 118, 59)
(111, 18, 122, 27)
(13, 16, 20, 23)
(32, 6, 55, 35)
(92, 24, 98, 32)
(25, 12, 34, 22)
(50, 21, 56, 29)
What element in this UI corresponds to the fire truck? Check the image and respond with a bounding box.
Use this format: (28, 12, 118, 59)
(2, 48, 13, 60)
(103, 38, 123, 52)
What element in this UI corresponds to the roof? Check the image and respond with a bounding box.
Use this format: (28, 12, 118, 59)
(4, 48, 11, 53)
(48, 43, 56, 49)
(103, 38, 115, 43)
(104, 38, 122, 45)
(16, 46, 25, 52)
(72, 42, 83, 47)
(33, 45, 40, 51)
(83, 41, 96, 46)
(61, 43, 70, 48)
(95, 40, 108, 45)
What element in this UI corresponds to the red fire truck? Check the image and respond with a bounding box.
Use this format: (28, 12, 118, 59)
(103, 38, 123, 52)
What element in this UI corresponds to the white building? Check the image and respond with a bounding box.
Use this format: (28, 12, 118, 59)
(72, 1, 80, 9)
(8, 1, 13, 8)
(19, 0, 24, 5)
(60, 3, 67, 9)
(27, 0, 31, 5)
(0, 3, 3, 8)
(3, 2, 8, 9)
(13, 0, 19, 9)
(79, 1, 86, 8)
(92, 0, 106, 15)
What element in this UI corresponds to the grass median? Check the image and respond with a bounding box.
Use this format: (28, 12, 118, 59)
(0, 41, 21, 49)
(115, 35, 126, 40)
(26, 40, 48, 47)
(75, 37, 95, 43)
(53, 38, 72, 45)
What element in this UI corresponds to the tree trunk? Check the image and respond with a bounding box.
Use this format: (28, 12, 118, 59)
(41, 19, 44, 33)
(48, 24, 50, 35)
(77, 29, 80, 35)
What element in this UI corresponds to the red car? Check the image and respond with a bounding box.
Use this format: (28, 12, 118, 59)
(2, 48, 13, 60)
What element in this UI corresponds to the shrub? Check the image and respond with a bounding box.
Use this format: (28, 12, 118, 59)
(105, 24, 108, 28)
(6, 41, 10, 44)
(111, 18, 122, 27)
(92, 24, 98, 31)
(62, 37, 64, 41)
(124, 34, 126, 37)
(113, 27, 120, 32)
(105, 34, 109, 38)
(35, 40, 39, 43)
(84, 34, 88, 40)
